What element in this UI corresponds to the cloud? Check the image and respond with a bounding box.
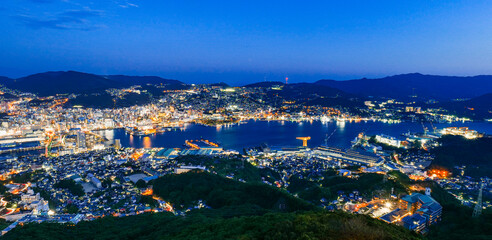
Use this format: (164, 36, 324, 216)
(14, 8, 104, 30)
(62, 9, 103, 18)
(26, 0, 56, 3)
(118, 1, 138, 8)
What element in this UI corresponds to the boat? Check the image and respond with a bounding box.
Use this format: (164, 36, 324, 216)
(125, 127, 156, 136)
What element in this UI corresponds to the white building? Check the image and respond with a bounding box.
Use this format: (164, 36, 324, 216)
(375, 134, 402, 148)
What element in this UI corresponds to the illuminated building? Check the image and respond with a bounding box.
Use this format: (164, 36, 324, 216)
(174, 166, 206, 174)
(440, 127, 483, 139)
(400, 189, 442, 227)
(401, 214, 427, 233)
(315, 146, 384, 166)
(375, 134, 402, 148)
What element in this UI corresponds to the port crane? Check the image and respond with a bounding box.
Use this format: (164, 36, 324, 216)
(324, 128, 337, 146)
(429, 121, 437, 133)
(421, 122, 428, 136)
(296, 137, 311, 147)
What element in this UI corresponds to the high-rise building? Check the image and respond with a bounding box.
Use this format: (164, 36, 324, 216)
(114, 139, 121, 149)
(76, 131, 86, 150)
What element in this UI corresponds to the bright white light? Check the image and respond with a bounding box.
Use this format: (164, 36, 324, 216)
(385, 202, 392, 208)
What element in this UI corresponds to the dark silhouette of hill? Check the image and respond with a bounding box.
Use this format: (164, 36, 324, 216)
(431, 135, 492, 178)
(103, 75, 183, 86)
(253, 82, 362, 109)
(3, 71, 187, 96)
(0, 76, 12, 84)
(8, 71, 120, 96)
(207, 82, 230, 88)
(67, 92, 153, 109)
(153, 171, 313, 212)
(6, 71, 492, 102)
(277, 83, 362, 108)
(439, 93, 492, 120)
(279, 83, 350, 98)
(244, 81, 285, 88)
(315, 73, 492, 100)
(467, 93, 492, 108)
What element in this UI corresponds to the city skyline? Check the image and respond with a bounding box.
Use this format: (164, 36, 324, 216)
(2, 1, 492, 84)
(0, 1, 491, 239)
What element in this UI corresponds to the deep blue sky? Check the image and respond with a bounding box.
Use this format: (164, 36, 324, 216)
(1, 1, 492, 84)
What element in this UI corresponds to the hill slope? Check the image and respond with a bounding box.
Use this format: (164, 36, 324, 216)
(439, 93, 492, 120)
(431, 135, 492, 178)
(0, 76, 12, 84)
(2, 211, 421, 240)
(316, 73, 492, 100)
(4, 71, 187, 96)
(244, 81, 285, 88)
(103, 75, 183, 86)
(152, 172, 313, 214)
(3, 172, 420, 240)
(266, 83, 364, 108)
(9, 71, 120, 96)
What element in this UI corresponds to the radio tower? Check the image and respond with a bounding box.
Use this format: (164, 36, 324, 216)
(285, 77, 288, 85)
(472, 183, 484, 217)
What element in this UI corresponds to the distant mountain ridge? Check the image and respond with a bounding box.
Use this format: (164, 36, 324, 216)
(440, 93, 492, 119)
(0, 71, 185, 96)
(103, 75, 183, 86)
(243, 81, 285, 88)
(9, 71, 118, 96)
(1, 71, 491, 100)
(315, 73, 492, 100)
(0, 76, 12, 82)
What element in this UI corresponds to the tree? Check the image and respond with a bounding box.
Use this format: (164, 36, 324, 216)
(135, 179, 147, 189)
(54, 179, 84, 197)
(65, 204, 79, 214)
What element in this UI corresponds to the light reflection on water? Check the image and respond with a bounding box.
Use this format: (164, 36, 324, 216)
(98, 120, 492, 151)
(143, 136, 151, 148)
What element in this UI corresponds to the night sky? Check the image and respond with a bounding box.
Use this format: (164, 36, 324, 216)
(2, 1, 492, 84)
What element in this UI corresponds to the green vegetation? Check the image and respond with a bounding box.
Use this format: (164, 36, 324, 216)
(153, 172, 313, 214)
(138, 195, 158, 208)
(174, 155, 280, 183)
(9, 172, 34, 183)
(53, 179, 84, 197)
(69, 92, 152, 109)
(3, 211, 421, 240)
(0, 219, 9, 231)
(6, 170, 46, 184)
(4, 172, 419, 239)
(135, 179, 147, 188)
(287, 171, 409, 204)
(64, 204, 79, 214)
(115, 92, 151, 107)
(68, 93, 114, 108)
(432, 135, 492, 178)
(0, 182, 7, 194)
(288, 175, 333, 203)
(3, 153, 488, 239)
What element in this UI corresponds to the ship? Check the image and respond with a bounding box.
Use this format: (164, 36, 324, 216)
(125, 127, 156, 136)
